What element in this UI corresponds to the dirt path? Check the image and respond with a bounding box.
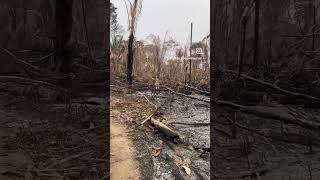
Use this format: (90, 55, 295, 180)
(110, 118, 140, 180)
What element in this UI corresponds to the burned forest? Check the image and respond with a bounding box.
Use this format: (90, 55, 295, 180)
(212, 0, 320, 179)
(0, 0, 108, 179)
(110, 0, 210, 179)
(1, 0, 319, 180)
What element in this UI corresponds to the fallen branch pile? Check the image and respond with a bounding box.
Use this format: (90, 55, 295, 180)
(226, 70, 320, 107)
(214, 99, 320, 131)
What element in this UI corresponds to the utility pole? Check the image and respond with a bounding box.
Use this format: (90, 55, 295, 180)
(189, 22, 193, 84)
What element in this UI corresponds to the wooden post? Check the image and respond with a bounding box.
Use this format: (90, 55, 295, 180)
(189, 22, 193, 84)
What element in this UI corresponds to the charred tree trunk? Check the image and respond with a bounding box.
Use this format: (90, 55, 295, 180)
(81, 0, 94, 65)
(212, 0, 226, 97)
(23, 0, 26, 42)
(127, 32, 134, 85)
(304, 0, 313, 34)
(253, 0, 260, 71)
(311, 2, 316, 57)
(238, 15, 248, 78)
(55, 0, 74, 73)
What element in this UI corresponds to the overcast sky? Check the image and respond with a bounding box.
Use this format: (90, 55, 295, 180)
(111, 0, 210, 46)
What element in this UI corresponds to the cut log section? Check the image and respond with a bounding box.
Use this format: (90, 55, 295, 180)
(149, 118, 179, 141)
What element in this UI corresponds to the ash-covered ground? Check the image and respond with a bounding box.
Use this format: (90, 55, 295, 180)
(212, 105, 320, 180)
(111, 88, 210, 180)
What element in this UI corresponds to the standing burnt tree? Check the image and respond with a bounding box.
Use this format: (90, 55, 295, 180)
(125, 0, 142, 85)
(55, 0, 74, 73)
(212, 0, 227, 97)
(252, 0, 260, 71)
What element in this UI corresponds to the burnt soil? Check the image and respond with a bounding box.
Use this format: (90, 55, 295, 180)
(110, 86, 210, 180)
(212, 101, 320, 179)
(0, 84, 107, 180)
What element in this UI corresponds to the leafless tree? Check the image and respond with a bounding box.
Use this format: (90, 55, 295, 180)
(124, 0, 143, 85)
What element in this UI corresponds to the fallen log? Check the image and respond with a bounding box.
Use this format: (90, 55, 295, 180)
(184, 84, 210, 96)
(150, 118, 179, 140)
(0, 75, 68, 93)
(167, 122, 210, 126)
(226, 70, 320, 107)
(165, 86, 209, 103)
(0, 47, 40, 72)
(214, 99, 320, 131)
(230, 120, 320, 147)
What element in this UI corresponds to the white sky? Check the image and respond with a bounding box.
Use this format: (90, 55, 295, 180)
(111, 0, 210, 46)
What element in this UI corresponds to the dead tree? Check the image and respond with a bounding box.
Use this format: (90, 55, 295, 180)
(212, 0, 226, 97)
(238, 7, 249, 78)
(127, 32, 134, 84)
(252, 0, 260, 71)
(81, 0, 94, 65)
(55, 0, 74, 73)
(126, 0, 142, 85)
